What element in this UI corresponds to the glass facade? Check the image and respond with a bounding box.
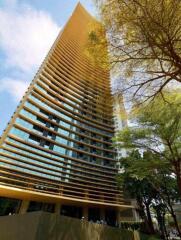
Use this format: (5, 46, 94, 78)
(0, 3, 126, 210)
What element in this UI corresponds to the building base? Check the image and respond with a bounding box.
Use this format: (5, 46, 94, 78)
(0, 211, 134, 240)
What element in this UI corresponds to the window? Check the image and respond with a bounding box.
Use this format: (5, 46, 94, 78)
(33, 125, 43, 134)
(16, 118, 33, 129)
(10, 127, 29, 140)
(56, 136, 68, 145)
(20, 109, 37, 120)
(29, 135, 40, 144)
(53, 145, 66, 154)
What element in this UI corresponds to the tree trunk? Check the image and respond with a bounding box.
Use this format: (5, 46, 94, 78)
(155, 211, 166, 239)
(162, 214, 169, 240)
(169, 203, 181, 239)
(145, 204, 155, 234)
(176, 172, 181, 197)
(137, 198, 152, 234)
(161, 170, 181, 238)
(173, 159, 181, 197)
(170, 209, 181, 238)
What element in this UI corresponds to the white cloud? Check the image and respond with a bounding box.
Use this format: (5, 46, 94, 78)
(0, 78, 29, 101)
(0, 0, 60, 72)
(0, 0, 60, 102)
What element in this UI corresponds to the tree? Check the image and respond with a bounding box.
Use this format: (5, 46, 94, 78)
(114, 91, 181, 195)
(117, 150, 181, 238)
(158, 174, 181, 239)
(117, 151, 157, 234)
(88, 0, 181, 101)
(152, 202, 168, 239)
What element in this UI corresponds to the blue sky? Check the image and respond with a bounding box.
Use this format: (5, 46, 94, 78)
(0, 0, 97, 135)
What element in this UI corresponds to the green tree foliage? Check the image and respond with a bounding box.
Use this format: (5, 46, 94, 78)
(117, 151, 157, 234)
(117, 150, 181, 238)
(114, 91, 181, 238)
(115, 91, 181, 195)
(90, 0, 181, 100)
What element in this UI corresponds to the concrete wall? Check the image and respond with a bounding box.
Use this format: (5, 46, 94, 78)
(0, 211, 133, 240)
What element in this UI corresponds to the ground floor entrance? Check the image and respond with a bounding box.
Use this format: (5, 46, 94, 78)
(0, 197, 122, 227)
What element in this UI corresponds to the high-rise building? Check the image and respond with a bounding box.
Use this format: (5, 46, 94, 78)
(0, 3, 132, 225)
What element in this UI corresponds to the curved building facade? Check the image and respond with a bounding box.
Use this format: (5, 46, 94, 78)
(0, 3, 132, 224)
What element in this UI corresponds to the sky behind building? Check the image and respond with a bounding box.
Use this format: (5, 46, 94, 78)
(0, 0, 97, 135)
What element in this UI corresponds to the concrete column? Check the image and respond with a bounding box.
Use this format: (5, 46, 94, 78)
(55, 202, 61, 214)
(116, 210, 120, 227)
(132, 208, 139, 221)
(83, 206, 88, 220)
(133, 230, 140, 240)
(100, 208, 105, 221)
(85, 190, 89, 200)
(19, 200, 30, 214)
(131, 200, 139, 221)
